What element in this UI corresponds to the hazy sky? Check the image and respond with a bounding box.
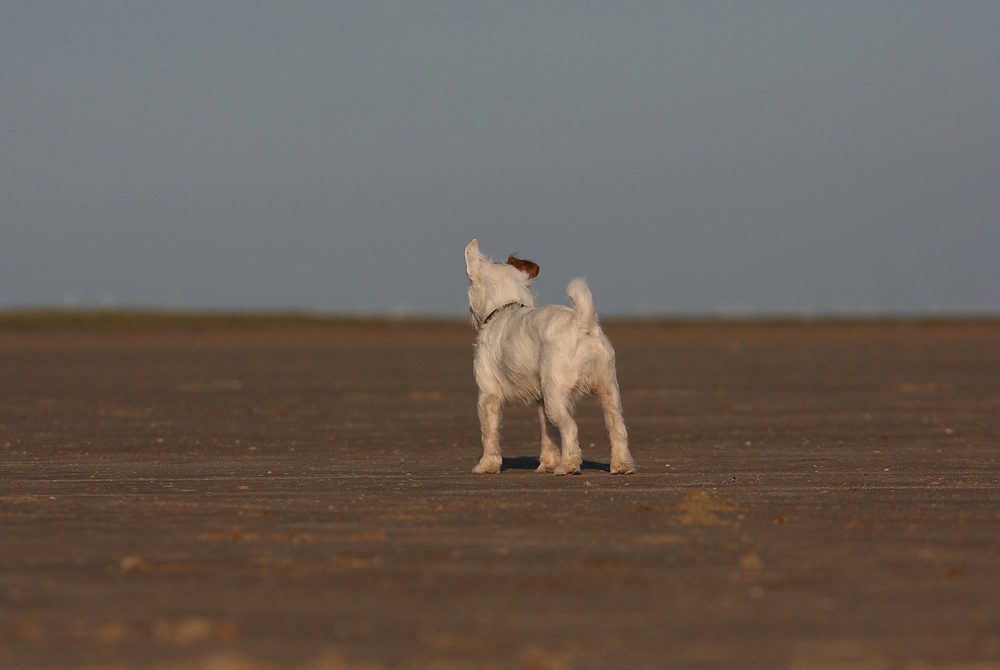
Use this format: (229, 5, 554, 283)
(2, 2, 998, 315)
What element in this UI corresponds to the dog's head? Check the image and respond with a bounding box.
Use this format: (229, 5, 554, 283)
(464, 238, 538, 328)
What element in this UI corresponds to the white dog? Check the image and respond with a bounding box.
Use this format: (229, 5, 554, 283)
(464, 238, 635, 475)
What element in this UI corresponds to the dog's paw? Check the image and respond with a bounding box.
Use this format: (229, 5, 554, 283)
(473, 458, 501, 474)
(610, 460, 637, 475)
(554, 462, 581, 476)
(536, 458, 558, 473)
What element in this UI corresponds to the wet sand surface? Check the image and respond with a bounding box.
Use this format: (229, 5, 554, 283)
(1, 317, 999, 669)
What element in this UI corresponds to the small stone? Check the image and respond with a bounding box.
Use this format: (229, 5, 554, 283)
(120, 556, 147, 572)
(740, 552, 763, 570)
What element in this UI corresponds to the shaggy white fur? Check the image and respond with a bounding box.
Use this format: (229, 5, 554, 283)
(464, 238, 636, 475)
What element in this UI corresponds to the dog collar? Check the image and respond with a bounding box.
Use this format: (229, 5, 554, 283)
(478, 302, 525, 329)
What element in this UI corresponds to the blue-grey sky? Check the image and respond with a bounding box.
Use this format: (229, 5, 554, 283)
(2, 2, 998, 315)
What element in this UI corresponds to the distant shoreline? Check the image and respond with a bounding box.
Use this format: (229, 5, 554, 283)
(1, 309, 997, 331)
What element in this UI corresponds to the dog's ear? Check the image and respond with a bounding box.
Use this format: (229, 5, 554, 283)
(507, 256, 539, 279)
(465, 238, 484, 279)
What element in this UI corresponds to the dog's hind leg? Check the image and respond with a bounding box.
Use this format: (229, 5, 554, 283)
(545, 391, 582, 476)
(536, 402, 560, 473)
(597, 375, 635, 474)
(473, 391, 503, 474)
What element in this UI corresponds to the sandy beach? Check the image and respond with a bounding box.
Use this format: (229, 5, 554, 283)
(2, 316, 998, 669)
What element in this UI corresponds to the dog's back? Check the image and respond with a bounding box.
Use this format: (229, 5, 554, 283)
(474, 279, 614, 404)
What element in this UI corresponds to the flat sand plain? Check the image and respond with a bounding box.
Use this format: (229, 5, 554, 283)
(1, 316, 999, 669)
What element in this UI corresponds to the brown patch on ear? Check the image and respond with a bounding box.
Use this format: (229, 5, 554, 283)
(507, 256, 539, 279)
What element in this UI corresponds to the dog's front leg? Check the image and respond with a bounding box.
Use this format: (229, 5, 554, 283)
(545, 393, 582, 476)
(536, 402, 560, 473)
(473, 391, 503, 474)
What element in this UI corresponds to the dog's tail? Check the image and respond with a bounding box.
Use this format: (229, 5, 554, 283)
(567, 278, 598, 336)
